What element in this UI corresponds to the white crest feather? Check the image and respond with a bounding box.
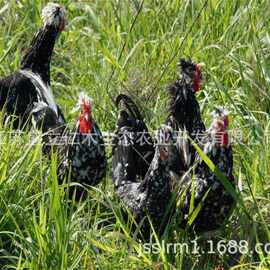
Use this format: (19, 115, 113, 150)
(72, 92, 94, 113)
(41, 2, 65, 28)
(211, 106, 229, 118)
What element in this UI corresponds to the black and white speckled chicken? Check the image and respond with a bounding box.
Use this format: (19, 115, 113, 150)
(67, 93, 107, 187)
(0, 2, 66, 128)
(178, 107, 235, 232)
(112, 95, 176, 238)
(32, 92, 107, 198)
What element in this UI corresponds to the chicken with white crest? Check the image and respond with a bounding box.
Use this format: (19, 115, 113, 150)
(32, 92, 107, 199)
(67, 92, 107, 187)
(0, 2, 66, 128)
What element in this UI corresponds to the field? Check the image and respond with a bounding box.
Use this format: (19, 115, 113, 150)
(1, 0, 270, 269)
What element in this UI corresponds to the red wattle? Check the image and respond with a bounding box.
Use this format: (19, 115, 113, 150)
(221, 132, 229, 146)
(193, 80, 201, 92)
(79, 114, 92, 134)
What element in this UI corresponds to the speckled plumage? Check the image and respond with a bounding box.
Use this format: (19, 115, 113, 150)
(178, 111, 235, 232)
(114, 146, 172, 236)
(32, 100, 107, 199)
(67, 123, 107, 186)
(112, 95, 174, 238)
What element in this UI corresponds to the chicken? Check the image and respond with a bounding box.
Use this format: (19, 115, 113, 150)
(67, 93, 107, 187)
(165, 58, 206, 174)
(112, 95, 176, 238)
(164, 59, 235, 232)
(32, 92, 107, 199)
(178, 107, 235, 232)
(0, 3, 66, 128)
(114, 94, 154, 180)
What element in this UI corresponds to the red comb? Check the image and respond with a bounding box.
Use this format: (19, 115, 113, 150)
(79, 101, 92, 134)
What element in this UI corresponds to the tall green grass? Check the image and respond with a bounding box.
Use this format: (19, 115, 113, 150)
(1, 0, 270, 269)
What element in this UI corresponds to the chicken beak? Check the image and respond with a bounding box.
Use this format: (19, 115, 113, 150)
(59, 18, 66, 32)
(196, 62, 205, 68)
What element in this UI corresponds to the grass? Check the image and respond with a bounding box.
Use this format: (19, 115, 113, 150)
(1, 0, 270, 269)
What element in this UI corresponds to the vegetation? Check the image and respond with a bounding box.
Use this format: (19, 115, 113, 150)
(0, 0, 270, 269)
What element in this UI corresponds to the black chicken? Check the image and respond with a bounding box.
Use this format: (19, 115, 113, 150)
(114, 94, 155, 179)
(32, 92, 107, 198)
(112, 95, 176, 238)
(178, 107, 235, 232)
(165, 58, 206, 174)
(0, 3, 66, 128)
